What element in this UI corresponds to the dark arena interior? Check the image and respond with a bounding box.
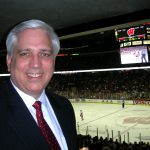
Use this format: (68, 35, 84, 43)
(1, 0, 150, 149)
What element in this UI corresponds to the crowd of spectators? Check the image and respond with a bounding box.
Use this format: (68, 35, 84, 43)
(78, 134, 150, 150)
(48, 69, 150, 101)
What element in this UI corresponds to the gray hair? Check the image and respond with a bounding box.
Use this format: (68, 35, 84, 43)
(6, 19, 60, 57)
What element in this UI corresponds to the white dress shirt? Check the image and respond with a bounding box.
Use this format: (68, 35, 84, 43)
(11, 80, 68, 150)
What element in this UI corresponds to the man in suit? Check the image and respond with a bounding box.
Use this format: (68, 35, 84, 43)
(0, 19, 77, 150)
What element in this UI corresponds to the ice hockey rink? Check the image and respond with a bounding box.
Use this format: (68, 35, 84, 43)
(72, 101, 150, 143)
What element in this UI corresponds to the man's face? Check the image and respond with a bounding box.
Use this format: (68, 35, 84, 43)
(7, 28, 55, 99)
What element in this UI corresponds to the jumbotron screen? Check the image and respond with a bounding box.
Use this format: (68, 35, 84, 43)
(120, 45, 149, 64)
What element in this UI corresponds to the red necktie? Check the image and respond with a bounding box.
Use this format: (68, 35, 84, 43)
(33, 101, 61, 150)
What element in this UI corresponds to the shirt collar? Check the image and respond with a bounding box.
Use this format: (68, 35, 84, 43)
(10, 79, 46, 107)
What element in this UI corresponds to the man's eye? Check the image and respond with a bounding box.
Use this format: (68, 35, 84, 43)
(19, 52, 30, 56)
(41, 52, 52, 57)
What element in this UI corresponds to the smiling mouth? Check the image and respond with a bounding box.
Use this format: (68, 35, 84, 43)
(27, 73, 42, 78)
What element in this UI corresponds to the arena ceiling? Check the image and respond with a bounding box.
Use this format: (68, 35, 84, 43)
(0, 0, 150, 72)
(0, 0, 150, 46)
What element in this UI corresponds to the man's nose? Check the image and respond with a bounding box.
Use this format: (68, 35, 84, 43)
(30, 55, 41, 68)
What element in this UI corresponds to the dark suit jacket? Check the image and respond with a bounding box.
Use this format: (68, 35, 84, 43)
(0, 78, 78, 150)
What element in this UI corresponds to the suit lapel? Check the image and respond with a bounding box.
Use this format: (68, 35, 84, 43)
(46, 91, 75, 150)
(4, 79, 50, 149)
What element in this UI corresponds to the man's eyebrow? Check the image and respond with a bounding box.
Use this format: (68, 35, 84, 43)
(18, 49, 52, 51)
(18, 49, 31, 51)
(40, 49, 53, 52)
(15, 49, 27, 54)
(41, 49, 51, 51)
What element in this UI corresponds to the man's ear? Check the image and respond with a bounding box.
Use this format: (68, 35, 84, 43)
(6, 54, 11, 72)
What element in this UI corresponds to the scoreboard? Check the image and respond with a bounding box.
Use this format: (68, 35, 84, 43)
(115, 23, 150, 48)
